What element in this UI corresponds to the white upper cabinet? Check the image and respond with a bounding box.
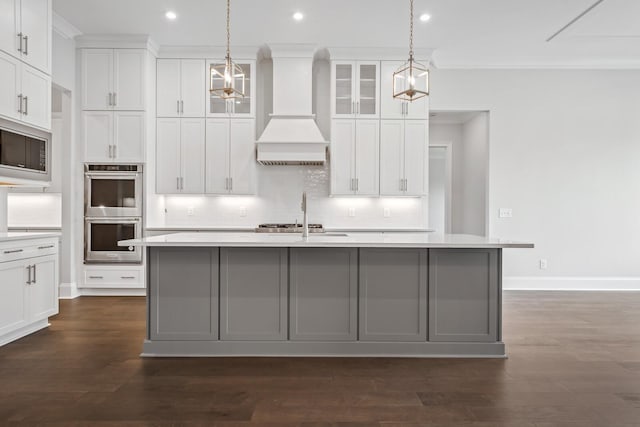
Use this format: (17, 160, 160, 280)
(330, 119, 379, 196)
(83, 111, 145, 163)
(82, 49, 146, 111)
(331, 61, 380, 119)
(0, 0, 51, 75)
(156, 118, 205, 194)
(0, 50, 50, 130)
(380, 119, 428, 197)
(206, 59, 255, 117)
(205, 118, 255, 195)
(157, 59, 205, 118)
(380, 60, 429, 120)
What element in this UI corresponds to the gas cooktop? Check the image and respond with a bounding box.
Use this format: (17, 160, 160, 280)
(255, 223, 325, 233)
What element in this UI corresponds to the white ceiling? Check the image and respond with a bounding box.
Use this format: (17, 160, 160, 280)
(52, 0, 640, 68)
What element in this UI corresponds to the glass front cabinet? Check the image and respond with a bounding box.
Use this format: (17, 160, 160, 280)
(206, 60, 256, 118)
(331, 61, 380, 119)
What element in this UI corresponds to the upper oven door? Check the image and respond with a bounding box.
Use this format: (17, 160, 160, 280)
(84, 218, 142, 263)
(85, 171, 142, 217)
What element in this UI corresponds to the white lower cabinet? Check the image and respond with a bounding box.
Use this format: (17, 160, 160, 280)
(156, 118, 205, 194)
(380, 119, 428, 196)
(205, 118, 255, 195)
(0, 238, 59, 347)
(83, 111, 145, 162)
(82, 266, 144, 289)
(0, 50, 50, 130)
(331, 119, 379, 196)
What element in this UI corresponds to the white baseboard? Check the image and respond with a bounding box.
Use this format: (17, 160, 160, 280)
(504, 276, 640, 291)
(79, 288, 146, 297)
(59, 282, 81, 299)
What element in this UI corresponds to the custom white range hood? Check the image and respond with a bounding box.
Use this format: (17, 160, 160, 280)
(257, 44, 328, 166)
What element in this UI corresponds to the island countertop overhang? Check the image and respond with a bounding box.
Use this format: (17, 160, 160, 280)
(119, 232, 534, 249)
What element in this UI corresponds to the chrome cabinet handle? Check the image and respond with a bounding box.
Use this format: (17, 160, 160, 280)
(17, 33, 23, 53)
(112, 93, 116, 106)
(23, 96, 28, 115)
(88, 276, 103, 279)
(32, 264, 36, 284)
(177, 177, 180, 191)
(17, 94, 23, 114)
(26, 265, 31, 285)
(38, 245, 55, 250)
(4, 249, 23, 254)
(177, 100, 180, 114)
(229, 177, 232, 191)
(356, 178, 359, 192)
(121, 276, 136, 279)
(23, 35, 28, 55)
(180, 100, 184, 114)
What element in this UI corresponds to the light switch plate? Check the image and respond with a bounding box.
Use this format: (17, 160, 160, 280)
(383, 207, 391, 218)
(187, 207, 195, 216)
(499, 208, 513, 218)
(348, 207, 356, 217)
(539, 259, 548, 270)
(239, 207, 247, 217)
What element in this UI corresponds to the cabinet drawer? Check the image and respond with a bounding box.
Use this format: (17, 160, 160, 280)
(0, 241, 58, 263)
(84, 269, 143, 288)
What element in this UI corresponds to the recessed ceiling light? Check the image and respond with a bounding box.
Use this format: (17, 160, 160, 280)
(419, 13, 431, 22)
(293, 12, 304, 21)
(165, 11, 177, 21)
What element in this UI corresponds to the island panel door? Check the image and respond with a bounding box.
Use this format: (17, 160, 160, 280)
(359, 248, 428, 342)
(149, 248, 219, 341)
(428, 248, 498, 342)
(290, 248, 358, 341)
(220, 248, 288, 341)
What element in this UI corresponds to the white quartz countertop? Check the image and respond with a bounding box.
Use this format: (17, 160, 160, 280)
(0, 232, 61, 243)
(120, 232, 533, 249)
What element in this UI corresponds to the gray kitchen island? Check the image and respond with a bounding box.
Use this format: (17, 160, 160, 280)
(121, 232, 533, 358)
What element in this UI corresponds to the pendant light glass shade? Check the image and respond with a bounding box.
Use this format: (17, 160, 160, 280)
(210, 0, 245, 100)
(393, 0, 429, 101)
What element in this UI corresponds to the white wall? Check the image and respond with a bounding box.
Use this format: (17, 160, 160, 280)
(430, 69, 640, 283)
(461, 112, 489, 236)
(52, 31, 75, 91)
(430, 124, 463, 232)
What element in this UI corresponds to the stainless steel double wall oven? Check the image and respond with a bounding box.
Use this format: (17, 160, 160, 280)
(84, 164, 143, 263)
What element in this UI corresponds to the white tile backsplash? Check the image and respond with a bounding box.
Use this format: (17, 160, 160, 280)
(152, 164, 428, 230)
(7, 193, 63, 228)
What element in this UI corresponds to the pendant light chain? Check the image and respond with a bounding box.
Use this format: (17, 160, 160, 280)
(226, 0, 231, 60)
(409, 0, 414, 57)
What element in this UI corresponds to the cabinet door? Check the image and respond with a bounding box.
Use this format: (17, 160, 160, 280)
(28, 255, 58, 321)
(155, 118, 181, 193)
(359, 249, 428, 342)
(405, 95, 429, 120)
(290, 248, 357, 341)
(354, 119, 379, 195)
(180, 59, 206, 117)
(228, 119, 255, 194)
(205, 119, 229, 194)
(82, 49, 113, 110)
(330, 119, 355, 195)
(429, 249, 499, 342)
(114, 112, 145, 162)
(156, 59, 181, 117)
(331, 61, 355, 118)
(113, 49, 145, 111)
(0, 51, 21, 121)
(83, 111, 113, 162)
(229, 61, 254, 117)
(20, 64, 51, 130)
(20, 0, 50, 74)
(149, 248, 219, 341)
(380, 61, 405, 119)
(379, 120, 404, 196)
(355, 62, 379, 117)
(0, 0, 19, 58)
(180, 118, 205, 193)
(220, 248, 288, 341)
(403, 120, 428, 196)
(0, 260, 28, 337)
(206, 58, 229, 116)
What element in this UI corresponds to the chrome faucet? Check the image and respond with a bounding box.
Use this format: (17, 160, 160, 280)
(301, 192, 309, 238)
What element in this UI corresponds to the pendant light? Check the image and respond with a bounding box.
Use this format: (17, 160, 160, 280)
(393, 0, 429, 101)
(210, 0, 245, 99)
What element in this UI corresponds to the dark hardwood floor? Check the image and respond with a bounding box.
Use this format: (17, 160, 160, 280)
(1, 291, 639, 426)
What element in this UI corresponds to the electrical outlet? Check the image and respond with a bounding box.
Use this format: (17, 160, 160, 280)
(539, 259, 548, 270)
(187, 207, 195, 216)
(348, 207, 356, 217)
(239, 207, 247, 217)
(499, 208, 513, 218)
(383, 207, 391, 218)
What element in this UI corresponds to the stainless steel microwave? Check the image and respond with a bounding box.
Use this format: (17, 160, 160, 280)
(0, 118, 51, 183)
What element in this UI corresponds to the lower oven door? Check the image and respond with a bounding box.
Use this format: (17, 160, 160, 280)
(85, 218, 142, 263)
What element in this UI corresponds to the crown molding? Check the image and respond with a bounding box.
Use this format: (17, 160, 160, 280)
(52, 12, 82, 40)
(328, 47, 434, 62)
(76, 34, 159, 56)
(157, 45, 260, 59)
